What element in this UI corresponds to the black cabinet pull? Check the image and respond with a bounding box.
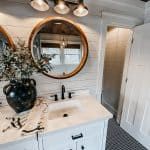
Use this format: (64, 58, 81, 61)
(72, 133, 83, 140)
(81, 145, 85, 150)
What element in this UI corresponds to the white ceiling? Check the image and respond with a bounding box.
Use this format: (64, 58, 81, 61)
(5, 0, 146, 20)
(6, 0, 146, 7)
(86, 0, 145, 19)
(109, 0, 145, 7)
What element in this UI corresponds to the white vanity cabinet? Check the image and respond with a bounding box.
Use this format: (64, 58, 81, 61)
(0, 96, 112, 150)
(0, 120, 108, 150)
(0, 137, 39, 150)
(76, 134, 101, 150)
(42, 141, 76, 150)
(41, 131, 76, 150)
(42, 120, 107, 150)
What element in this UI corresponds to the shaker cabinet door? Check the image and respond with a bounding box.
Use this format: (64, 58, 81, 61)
(0, 138, 39, 150)
(76, 135, 101, 150)
(42, 132, 76, 150)
(42, 141, 76, 150)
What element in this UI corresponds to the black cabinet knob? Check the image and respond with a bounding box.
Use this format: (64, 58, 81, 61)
(81, 145, 85, 150)
(68, 92, 75, 99)
(50, 94, 58, 101)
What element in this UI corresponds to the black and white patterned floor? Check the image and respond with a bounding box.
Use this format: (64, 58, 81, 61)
(106, 119, 148, 150)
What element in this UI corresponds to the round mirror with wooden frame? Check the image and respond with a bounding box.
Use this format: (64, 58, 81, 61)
(0, 26, 15, 50)
(29, 17, 88, 79)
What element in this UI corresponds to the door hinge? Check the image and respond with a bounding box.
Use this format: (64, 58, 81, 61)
(131, 38, 134, 44)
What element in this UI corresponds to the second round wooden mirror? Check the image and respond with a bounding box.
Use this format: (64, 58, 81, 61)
(0, 26, 15, 79)
(0, 26, 15, 50)
(29, 17, 88, 79)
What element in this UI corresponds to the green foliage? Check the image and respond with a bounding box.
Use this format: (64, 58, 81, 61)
(0, 39, 53, 81)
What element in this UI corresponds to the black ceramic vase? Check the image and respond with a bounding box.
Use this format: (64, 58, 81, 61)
(3, 79, 37, 113)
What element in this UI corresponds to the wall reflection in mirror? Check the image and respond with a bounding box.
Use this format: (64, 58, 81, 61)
(0, 32, 8, 59)
(31, 19, 88, 79)
(0, 26, 13, 61)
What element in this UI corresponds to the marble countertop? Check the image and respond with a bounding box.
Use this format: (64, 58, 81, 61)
(0, 93, 112, 145)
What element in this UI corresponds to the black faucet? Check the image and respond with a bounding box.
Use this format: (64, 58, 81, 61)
(61, 85, 65, 100)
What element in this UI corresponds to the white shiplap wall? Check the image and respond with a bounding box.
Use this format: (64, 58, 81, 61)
(0, 1, 101, 105)
(145, 1, 150, 23)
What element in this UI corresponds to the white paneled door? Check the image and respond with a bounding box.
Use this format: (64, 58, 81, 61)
(121, 23, 150, 150)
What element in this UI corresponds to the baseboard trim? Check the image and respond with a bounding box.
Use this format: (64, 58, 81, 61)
(102, 100, 117, 115)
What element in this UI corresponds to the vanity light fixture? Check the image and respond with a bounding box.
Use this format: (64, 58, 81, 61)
(54, 0, 70, 15)
(30, 0, 49, 11)
(73, 0, 88, 17)
(30, 0, 89, 17)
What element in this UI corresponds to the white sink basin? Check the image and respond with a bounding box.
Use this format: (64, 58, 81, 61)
(48, 100, 83, 120)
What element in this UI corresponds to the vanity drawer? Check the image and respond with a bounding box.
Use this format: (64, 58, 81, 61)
(70, 121, 104, 140)
(43, 121, 104, 144)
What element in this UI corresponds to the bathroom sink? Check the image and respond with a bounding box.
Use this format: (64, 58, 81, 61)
(48, 100, 83, 120)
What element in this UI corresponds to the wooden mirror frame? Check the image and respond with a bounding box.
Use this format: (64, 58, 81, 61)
(29, 17, 88, 79)
(0, 26, 15, 49)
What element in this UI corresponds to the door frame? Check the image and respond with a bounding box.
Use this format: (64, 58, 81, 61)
(96, 12, 142, 123)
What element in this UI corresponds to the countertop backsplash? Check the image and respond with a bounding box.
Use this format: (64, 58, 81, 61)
(0, 88, 92, 107)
